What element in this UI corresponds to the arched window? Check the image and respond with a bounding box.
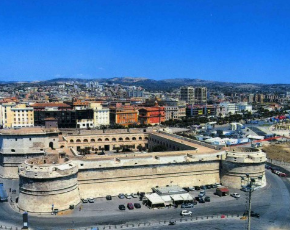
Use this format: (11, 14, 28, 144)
(125, 137, 130, 141)
(119, 137, 123, 141)
(83, 139, 88, 143)
(105, 138, 109, 141)
(132, 137, 136, 140)
(139, 137, 142, 140)
(11, 149, 15, 152)
(91, 139, 95, 143)
(112, 138, 116, 141)
(60, 145, 64, 148)
(70, 139, 74, 143)
(76, 139, 81, 143)
(145, 137, 148, 140)
(98, 138, 102, 142)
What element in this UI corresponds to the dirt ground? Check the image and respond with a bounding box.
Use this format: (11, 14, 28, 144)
(262, 143, 290, 163)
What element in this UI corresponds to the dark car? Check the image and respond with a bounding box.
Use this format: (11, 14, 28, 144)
(212, 184, 217, 188)
(119, 204, 126, 210)
(127, 203, 134, 210)
(134, 203, 141, 209)
(244, 211, 260, 218)
(200, 185, 206, 190)
(106, 195, 112, 200)
(182, 187, 190, 192)
(194, 186, 201, 190)
(199, 198, 205, 203)
(206, 185, 211, 189)
(181, 203, 194, 208)
(193, 199, 198, 205)
(118, 193, 125, 199)
(205, 196, 210, 202)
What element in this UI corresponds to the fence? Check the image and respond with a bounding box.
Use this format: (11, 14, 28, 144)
(74, 213, 241, 230)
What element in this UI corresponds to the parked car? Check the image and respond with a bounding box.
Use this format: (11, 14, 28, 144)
(131, 193, 138, 198)
(118, 193, 125, 199)
(199, 191, 206, 197)
(88, 198, 94, 203)
(241, 187, 250, 192)
(265, 164, 272, 170)
(180, 210, 192, 216)
(200, 185, 206, 190)
(206, 185, 211, 189)
(181, 203, 194, 208)
(106, 195, 112, 200)
(119, 204, 126, 210)
(182, 187, 190, 192)
(193, 199, 198, 205)
(231, 193, 241, 198)
(212, 184, 217, 188)
(194, 186, 201, 190)
(127, 203, 134, 210)
(134, 203, 141, 209)
(82, 198, 88, 203)
(188, 186, 195, 191)
(125, 194, 132, 199)
(205, 196, 210, 202)
(199, 198, 205, 203)
(279, 172, 287, 177)
(244, 211, 260, 218)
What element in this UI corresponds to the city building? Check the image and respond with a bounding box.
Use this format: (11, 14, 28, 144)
(180, 86, 195, 104)
(138, 105, 166, 125)
(186, 104, 217, 117)
(89, 103, 110, 128)
(109, 105, 139, 126)
(0, 103, 34, 128)
(194, 87, 207, 104)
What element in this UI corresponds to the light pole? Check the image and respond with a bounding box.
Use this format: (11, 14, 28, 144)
(241, 174, 263, 230)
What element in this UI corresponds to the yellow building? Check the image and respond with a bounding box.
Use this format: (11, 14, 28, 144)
(0, 103, 34, 128)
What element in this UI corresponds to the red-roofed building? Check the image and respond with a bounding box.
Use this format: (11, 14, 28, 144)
(138, 104, 165, 125)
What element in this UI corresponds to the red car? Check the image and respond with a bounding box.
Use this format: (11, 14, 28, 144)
(279, 172, 286, 177)
(127, 203, 134, 210)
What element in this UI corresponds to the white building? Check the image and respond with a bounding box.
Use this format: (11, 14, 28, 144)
(89, 103, 110, 128)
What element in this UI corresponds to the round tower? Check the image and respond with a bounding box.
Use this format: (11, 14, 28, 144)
(18, 156, 80, 213)
(220, 147, 267, 189)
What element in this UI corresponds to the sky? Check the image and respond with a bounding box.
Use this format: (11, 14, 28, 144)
(0, 0, 290, 83)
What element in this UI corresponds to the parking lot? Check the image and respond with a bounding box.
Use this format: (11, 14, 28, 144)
(69, 186, 245, 218)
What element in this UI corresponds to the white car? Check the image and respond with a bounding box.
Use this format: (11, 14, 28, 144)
(180, 210, 192, 216)
(125, 194, 132, 199)
(231, 193, 240, 198)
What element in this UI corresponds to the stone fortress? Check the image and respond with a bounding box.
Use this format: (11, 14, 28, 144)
(0, 127, 267, 213)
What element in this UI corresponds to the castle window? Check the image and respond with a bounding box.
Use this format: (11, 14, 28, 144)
(11, 149, 15, 152)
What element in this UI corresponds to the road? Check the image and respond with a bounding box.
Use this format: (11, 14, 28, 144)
(0, 169, 290, 230)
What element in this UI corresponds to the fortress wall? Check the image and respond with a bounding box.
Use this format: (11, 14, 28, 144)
(221, 161, 266, 188)
(0, 153, 44, 178)
(148, 133, 196, 151)
(18, 185, 80, 213)
(77, 161, 220, 198)
(0, 134, 59, 154)
(18, 160, 81, 213)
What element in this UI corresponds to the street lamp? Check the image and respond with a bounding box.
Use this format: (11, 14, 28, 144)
(240, 174, 264, 230)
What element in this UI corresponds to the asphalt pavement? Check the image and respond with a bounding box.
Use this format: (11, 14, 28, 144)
(0, 169, 290, 230)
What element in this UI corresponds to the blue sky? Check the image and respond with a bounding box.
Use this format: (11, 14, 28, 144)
(0, 0, 290, 83)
